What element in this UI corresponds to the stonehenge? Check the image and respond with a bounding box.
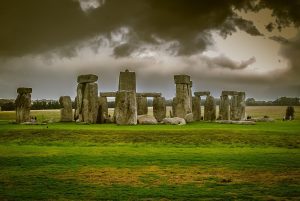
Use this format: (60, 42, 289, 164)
(204, 95, 216, 121)
(14, 70, 248, 125)
(219, 91, 246, 121)
(172, 75, 192, 118)
(75, 74, 99, 123)
(193, 91, 210, 121)
(137, 95, 148, 115)
(115, 90, 137, 125)
(15, 87, 32, 123)
(153, 97, 166, 122)
(59, 96, 73, 122)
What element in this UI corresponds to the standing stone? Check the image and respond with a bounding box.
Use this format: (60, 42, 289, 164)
(118, 69, 136, 92)
(192, 96, 201, 121)
(15, 88, 32, 123)
(219, 95, 230, 120)
(230, 95, 239, 120)
(75, 74, 99, 123)
(115, 90, 137, 125)
(137, 95, 148, 115)
(172, 75, 192, 118)
(237, 92, 246, 120)
(204, 95, 216, 121)
(153, 97, 166, 122)
(97, 96, 108, 123)
(59, 96, 73, 122)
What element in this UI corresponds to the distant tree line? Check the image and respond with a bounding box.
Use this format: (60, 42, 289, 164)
(246, 97, 300, 106)
(0, 96, 299, 111)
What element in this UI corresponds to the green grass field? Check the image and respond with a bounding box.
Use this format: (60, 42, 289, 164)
(0, 107, 299, 200)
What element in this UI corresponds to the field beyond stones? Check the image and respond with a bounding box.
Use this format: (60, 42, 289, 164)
(0, 106, 299, 200)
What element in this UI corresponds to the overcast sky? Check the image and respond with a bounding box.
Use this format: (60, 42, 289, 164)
(0, 0, 299, 100)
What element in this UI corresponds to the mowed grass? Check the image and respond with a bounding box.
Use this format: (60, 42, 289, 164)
(0, 106, 299, 200)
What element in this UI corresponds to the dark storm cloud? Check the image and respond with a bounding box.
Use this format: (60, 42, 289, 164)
(279, 32, 300, 82)
(0, 0, 265, 58)
(204, 55, 256, 70)
(269, 36, 289, 44)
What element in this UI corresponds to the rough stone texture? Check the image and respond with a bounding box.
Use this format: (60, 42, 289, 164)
(230, 95, 239, 120)
(59, 96, 73, 122)
(237, 92, 246, 120)
(174, 75, 191, 84)
(194, 91, 210, 97)
(136, 92, 161, 97)
(204, 95, 216, 121)
(216, 120, 256, 125)
(15, 88, 32, 123)
(97, 96, 108, 123)
(162, 117, 186, 125)
(75, 78, 99, 123)
(153, 97, 166, 122)
(100, 92, 117, 97)
(285, 106, 295, 120)
(17, 88, 32, 94)
(222, 91, 238, 96)
(252, 117, 274, 122)
(118, 70, 136, 92)
(172, 75, 192, 118)
(219, 95, 230, 120)
(77, 74, 98, 84)
(115, 90, 137, 125)
(137, 115, 158, 125)
(192, 96, 201, 121)
(185, 113, 194, 123)
(137, 96, 148, 115)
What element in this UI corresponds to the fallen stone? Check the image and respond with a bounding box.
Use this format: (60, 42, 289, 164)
(162, 117, 186, 125)
(216, 120, 256, 125)
(185, 113, 194, 123)
(252, 117, 274, 122)
(137, 115, 158, 125)
(77, 74, 98, 83)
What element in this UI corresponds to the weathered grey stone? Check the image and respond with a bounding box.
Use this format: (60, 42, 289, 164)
(174, 75, 191, 84)
(172, 75, 192, 118)
(204, 95, 216, 121)
(194, 91, 210, 97)
(185, 113, 194, 123)
(137, 115, 158, 125)
(162, 117, 186, 125)
(115, 90, 137, 125)
(100, 92, 117, 97)
(192, 96, 201, 121)
(59, 96, 73, 122)
(252, 117, 274, 122)
(15, 88, 31, 123)
(137, 96, 148, 115)
(237, 92, 246, 120)
(230, 95, 239, 120)
(153, 97, 166, 122)
(76, 82, 98, 123)
(219, 95, 230, 120)
(17, 87, 32, 94)
(136, 92, 161, 97)
(216, 120, 256, 125)
(77, 74, 98, 83)
(118, 70, 136, 92)
(222, 91, 238, 96)
(97, 96, 108, 123)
